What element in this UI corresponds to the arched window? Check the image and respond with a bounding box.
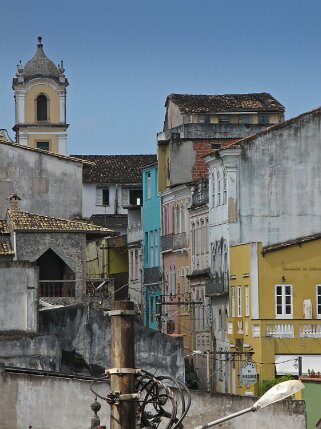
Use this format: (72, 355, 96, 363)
(211, 173, 215, 207)
(36, 94, 48, 121)
(223, 169, 227, 204)
(217, 171, 221, 205)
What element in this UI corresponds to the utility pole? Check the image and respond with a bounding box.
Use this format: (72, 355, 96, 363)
(109, 300, 136, 429)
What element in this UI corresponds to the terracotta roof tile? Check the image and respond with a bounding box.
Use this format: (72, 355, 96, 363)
(167, 92, 285, 113)
(0, 239, 14, 256)
(7, 209, 113, 234)
(262, 232, 321, 253)
(70, 154, 157, 184)
(0, 220, 9, 234)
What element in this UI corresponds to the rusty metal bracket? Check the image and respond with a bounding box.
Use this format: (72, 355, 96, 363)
(105, 368, 141, 376)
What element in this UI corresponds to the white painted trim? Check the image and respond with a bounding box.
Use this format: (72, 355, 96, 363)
(250, 243, 259, 318)
(13, 232, 17, 261)
(316, 285, 321, 319)
(19, 131, 68, 135)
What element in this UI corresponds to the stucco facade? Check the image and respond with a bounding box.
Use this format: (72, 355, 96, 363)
(0, 141, 83, 219)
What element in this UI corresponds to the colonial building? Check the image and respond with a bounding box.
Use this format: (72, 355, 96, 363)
(71, 154, 157, 234)
(13, 37, 69, 155)
(142, 162, 162, 330)
(206, 105, 321, 392)
(1, 200, 111, 297)
(158, 92, 284, 385)
(228, 238, 321, 395)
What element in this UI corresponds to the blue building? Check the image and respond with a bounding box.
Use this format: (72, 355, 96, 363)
(142, 162, 162, 330)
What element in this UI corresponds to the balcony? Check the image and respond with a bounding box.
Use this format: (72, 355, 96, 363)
(39, 280, 76, 297)
(300, 323, 321, 338)
(205, 275, 228, 296)
(266, 323, 294, 338)
(160, 234, 173, 252)
(144, 267, 161, 284)
(127, 221, 142, 244)
(173, 232, 188, 250)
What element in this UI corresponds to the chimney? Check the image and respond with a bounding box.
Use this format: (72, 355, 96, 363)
(7, 193, 21, 210)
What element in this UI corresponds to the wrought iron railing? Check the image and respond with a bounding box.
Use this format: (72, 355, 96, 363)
(144, 267, 161, 284)
(160, 234, 173, 252)
(205, 275, 228, 296)
(173, 232, 188, 250)
(39, 280, 76, 297)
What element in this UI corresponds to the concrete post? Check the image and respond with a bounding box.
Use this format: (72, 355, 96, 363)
(110, 301, 136, 429)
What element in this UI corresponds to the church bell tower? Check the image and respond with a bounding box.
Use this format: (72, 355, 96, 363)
(12, 36, 69, 155)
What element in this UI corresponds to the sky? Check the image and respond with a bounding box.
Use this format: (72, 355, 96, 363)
(1, 0, 321, 155)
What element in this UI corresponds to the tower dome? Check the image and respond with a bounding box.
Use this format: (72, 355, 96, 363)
(23, 36, 59, 80)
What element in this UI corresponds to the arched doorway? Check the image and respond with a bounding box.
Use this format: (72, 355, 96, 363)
(37, 248, 75, 297)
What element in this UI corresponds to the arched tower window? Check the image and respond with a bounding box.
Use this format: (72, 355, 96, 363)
(37, 94, 48, 121)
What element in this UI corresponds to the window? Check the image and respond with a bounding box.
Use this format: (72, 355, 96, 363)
(231, 286, 235, 317)
(219, 115, 230, 124)
(275, 284, 293, 319)
(211, 173, 215, 207)
(238, 115, 250, 124)
(150, 231, 154, 267)
(36, 94, 48, 121)
(36, 141, 49, 151)
(258, 114, 269, 125)
(223, 169, 227, 204)
(150, 296, 154, 323)
(192, 223, 196, 256)
(144, 232, 149, 263)
(199, 114, 206, 123)
(217, 171, 221, 205)
(223, 242, 228, 277)
(245, 286, 249, 317)
(122, 188, 142, 206)
(176, 205, 180, 233)
(96, 186, 109, 206)
(211, 244, 216, 273)
(316, 285, 321, 319)
(237, 286, 242, 317)
(154, 230, 158, 267)
(147, 172, 151, 199)
(163, 206, 168, 235)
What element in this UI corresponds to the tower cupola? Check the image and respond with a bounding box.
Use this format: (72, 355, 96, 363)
(12, 37, 69, 155)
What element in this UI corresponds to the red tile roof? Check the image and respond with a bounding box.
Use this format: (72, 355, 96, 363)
(70, 154, 157, 184)
(166, 92, 285, 113)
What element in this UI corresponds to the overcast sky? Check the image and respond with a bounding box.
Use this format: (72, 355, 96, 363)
(1, 0, 321, 155)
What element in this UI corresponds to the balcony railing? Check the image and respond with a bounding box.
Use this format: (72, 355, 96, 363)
(144, 267, 161, 284)
(300, 324, 321, 338)
(39, 280, 76, 297)
(160, 234, 173, 252)
(205, 275, 228, 296)
(266, 323, 294, 338)
(173, 232, 188, 250)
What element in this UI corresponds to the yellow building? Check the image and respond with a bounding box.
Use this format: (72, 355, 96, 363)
(13, 37, 69, 155)
(228, 237, 321, 395)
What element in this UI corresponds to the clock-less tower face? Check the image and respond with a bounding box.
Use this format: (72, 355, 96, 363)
(12, 37, 69, 155)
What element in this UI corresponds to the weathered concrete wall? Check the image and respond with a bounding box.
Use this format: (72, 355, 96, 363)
(0, 371, 109, 429)
(0, 372, 306, 429)
(185, 390, 306, 429)
(0, 261, 38, 332)
(0, 142, 83, 219)
(39, 305, 184, 380)
(15, 232, 86, 296)
(239, 110, 321, 246)
(0, 335, 60, 371)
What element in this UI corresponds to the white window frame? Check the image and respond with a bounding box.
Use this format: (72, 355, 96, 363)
(316, 285, 321, 319)
(223, 169, 227, 204)
(217, 171, 221, 206)
(231, 286, 235, 317)
(275, 284, 293, 319)
(237, 286, 242, 317)
(245, 286, 249, 317)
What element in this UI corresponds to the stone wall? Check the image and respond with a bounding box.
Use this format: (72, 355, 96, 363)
(0, 261, 38, 332)
(0, 371, 306, 429)
(15, 232, 86, 296)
